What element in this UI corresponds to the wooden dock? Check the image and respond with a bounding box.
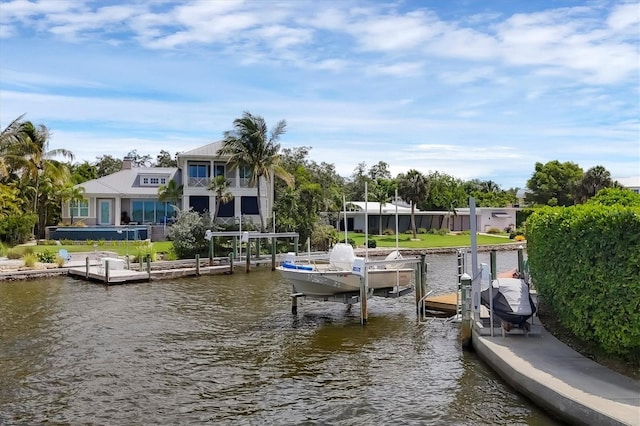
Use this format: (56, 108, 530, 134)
(68, 263, 232, 284)
(424, 292, 459, 315)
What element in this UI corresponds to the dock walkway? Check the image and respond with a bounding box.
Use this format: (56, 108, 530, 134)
(472, 323, 640, 425)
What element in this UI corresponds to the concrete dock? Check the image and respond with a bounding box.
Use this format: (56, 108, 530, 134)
(472, 325, 640, 425)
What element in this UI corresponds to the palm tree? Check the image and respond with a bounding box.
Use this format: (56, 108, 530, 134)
(218, 112, 294, 231)
(0, 114, 27, 178)
(208, 175, 233, 222)
(60, 185, 86, 225)
(158, 180, 183, 214)
(397, 169, 429, 239)
(573, 165, 614, 204)
(370, 179, 394, 235)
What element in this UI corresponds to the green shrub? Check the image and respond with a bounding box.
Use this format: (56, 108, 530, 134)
(436, 228, 448, 236)
(23, 253, 37, 267)
(526, 204, 640, 360)
(339, 238, 356, 247)
(367, 239, 377, 248)
(311, 224, 339, 251)
(0, 242, 7, 257)
(486, 227, 502, 234)
(417, 227, 427, 234)
(0, 213, 37, 245)
(36, 250, 56, 263)
(168, 210, 213, 259)
(382, 228, 395, 235)
(7, 248, 22, 259)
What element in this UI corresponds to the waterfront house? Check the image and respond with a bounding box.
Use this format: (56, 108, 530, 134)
(56, 141, 271, 240)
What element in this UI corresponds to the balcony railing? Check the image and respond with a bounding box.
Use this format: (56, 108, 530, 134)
(188, 177, 209, 187)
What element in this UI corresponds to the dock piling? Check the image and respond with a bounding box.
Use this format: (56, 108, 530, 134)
(228, 254, 234, 274)
(245, 240, 251, 273)
(490, 250, 497, 281)
(85, 257, 89, 279)
(271, 237, 276, 271)
(104, 260, 110, 284)
(195, 254, 200, 276)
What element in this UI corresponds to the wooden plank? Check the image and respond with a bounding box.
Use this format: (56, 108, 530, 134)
(424, 292, 458, 314)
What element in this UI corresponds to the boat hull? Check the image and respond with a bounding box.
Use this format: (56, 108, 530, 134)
(277, 266, 412, 297)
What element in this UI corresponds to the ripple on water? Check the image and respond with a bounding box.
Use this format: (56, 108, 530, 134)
(0, 256, 558, 425)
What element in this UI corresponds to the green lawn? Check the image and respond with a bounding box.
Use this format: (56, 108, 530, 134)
(29, 241, 174, 256)
(17, 233, 514, 257)
(346, 232, 514, 248)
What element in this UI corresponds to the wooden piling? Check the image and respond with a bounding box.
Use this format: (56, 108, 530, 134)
(490, 250, 497, 280)
(360, 274, 368, 325)
(517, 246, 524, 276)
(195, 254, 200, 276)
(460, 273, 473, 349)
(271, 237, 276, 271)
(245, 240, 251, 273)
(104, 260, 109, 284)
(146, 255, 151, 279)
(85, 257, 89, 279)
(229, 254, 234, 274)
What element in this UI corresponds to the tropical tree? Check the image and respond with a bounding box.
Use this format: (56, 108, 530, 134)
(218, 111, 294, 231)
(370, 178, 395, 235)
(155, 150, 178, 168)
(158, 180, 183, 214)
(60, 185, 86, 225)
(4, 121, 73, 236)
(428, 172, 466, 230)
(573, 165, 615, 204)
(95, 155, 122, 177)
(0, 114, 27, 178)
(208, 175, 233, 222)
(397, 169, 429, 239)
(526, 160, 583, 206)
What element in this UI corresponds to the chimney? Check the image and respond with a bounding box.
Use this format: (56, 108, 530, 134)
(123, 156, 133, 170)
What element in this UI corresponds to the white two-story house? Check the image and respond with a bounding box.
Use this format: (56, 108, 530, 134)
(177, 141, 271, 227)
(58, 141, 271, 240)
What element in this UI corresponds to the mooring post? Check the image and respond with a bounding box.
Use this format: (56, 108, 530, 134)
(271, 237, 276, 271)
(126, 256, 130, 270)
(360, 274, 368, 325)
(421, 254, 428, 304)
(245, 240, 251, 273)
(232, 237, 237, 259)
(146, 255, 151, 278)
(228, 254, 234, 274)
(517, 246, 524, 276)
(460, 273, 473, 349)
(255, 239, 260, 259)
(104, 260, 109, 284)
(291, 294, 298, 314)
(293, 236, 299, 256)
(195, 254, 200, 276)
(415, 254, 423, 315)
(85, 256, 89, 279)
(209, 237, 214, 266)
(490, 250, 497, 281)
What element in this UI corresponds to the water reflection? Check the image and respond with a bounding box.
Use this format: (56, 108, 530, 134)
(0, 251, 558, 425)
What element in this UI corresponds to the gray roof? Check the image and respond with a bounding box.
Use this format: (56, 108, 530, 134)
(178, 141, 224, 158)
(76, 167, 180, 197)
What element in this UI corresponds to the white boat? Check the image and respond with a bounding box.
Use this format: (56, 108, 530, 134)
(276, 243, 413, 297)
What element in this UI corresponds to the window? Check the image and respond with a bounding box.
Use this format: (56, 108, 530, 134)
(140, 175, 168, 186)
(213, 163, 225, 177)
(131, 200, 176, 223)
(189, 196, 209, 213)
(218, 198, 235, 217)
(241, 196, 259, 215)
(70, 200, 89, 217)
(188, 164, 209, 178)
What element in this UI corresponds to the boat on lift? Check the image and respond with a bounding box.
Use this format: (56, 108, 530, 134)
(276, 243, 413, 297)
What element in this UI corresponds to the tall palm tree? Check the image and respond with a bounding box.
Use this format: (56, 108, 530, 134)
(370, 179, 394, 235)
(218, 112, 294, 231)
(397, 169, 429, 239)
(60, 185, 86, 225)
(573, 165, 614, 204)
(158, 180, 183, 214)
(0, 114, 27, 178)
(208, 175, 233, 222)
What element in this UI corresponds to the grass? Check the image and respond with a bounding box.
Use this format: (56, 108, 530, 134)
(30, 241, 174, 257)
(12, 233, 514, 258)
(345, 232, 514, 248)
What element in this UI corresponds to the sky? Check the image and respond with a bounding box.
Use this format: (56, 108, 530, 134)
(0, 0, 639, 189)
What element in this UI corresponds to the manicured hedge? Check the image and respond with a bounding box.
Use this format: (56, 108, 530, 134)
(526, 204, 640, 360)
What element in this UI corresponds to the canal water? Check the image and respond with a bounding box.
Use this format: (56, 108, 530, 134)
(0, 252, 559, 425)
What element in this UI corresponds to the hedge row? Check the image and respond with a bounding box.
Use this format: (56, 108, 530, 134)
(526, 204, 640, 360)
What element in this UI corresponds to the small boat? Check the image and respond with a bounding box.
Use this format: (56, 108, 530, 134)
(276, 243, 413, 297)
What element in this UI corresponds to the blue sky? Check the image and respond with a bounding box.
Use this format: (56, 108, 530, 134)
(1, 0, 638, 189)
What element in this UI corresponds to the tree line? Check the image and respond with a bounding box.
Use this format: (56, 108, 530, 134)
(1, 112, 630, 244)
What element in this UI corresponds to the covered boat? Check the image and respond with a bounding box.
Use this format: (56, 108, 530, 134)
(481, 277, 536, 330)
